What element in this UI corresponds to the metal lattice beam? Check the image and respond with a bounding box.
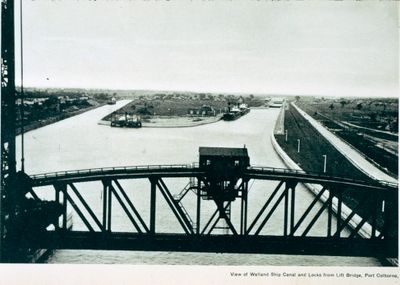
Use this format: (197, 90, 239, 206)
(20, 171, 398, 258)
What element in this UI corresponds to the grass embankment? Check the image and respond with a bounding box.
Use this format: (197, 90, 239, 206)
(16, 103, 103, 135)
(275, 104, 396, 235)
(15, 88, 112, 135)
(275, 104, 372, 180)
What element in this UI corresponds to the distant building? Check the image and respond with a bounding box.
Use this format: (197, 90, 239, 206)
(269, 97, 285, 108)
(188, 105, 215, 116)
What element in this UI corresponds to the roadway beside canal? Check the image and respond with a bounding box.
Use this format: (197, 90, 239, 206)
(291, 103, 396, 183)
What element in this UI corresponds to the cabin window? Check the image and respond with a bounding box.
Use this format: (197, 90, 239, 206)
(234, 160, 240, 166)
(206, 159, 211, 165)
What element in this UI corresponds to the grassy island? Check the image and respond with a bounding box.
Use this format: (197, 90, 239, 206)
(103, 91, 264, 128)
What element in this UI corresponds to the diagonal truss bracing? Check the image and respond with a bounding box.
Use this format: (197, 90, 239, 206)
(25, 169, 398, 257)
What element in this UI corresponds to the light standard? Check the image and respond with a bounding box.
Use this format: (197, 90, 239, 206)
(285, 130, 288, 142)
(322, 155, 327, 173)
(297, 139, 300, 153)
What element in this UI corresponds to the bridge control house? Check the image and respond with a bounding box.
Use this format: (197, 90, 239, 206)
(199, 147, 250, 201)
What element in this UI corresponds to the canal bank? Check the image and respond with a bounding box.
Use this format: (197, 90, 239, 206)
(272, 116, 377, 240)
(272, 105, 397, 266)
(291, 102, 396, 183)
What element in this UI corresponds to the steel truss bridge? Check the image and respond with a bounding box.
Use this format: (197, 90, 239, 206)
(20, 164, 398, 258)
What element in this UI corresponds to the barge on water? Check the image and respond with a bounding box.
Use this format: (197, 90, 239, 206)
(268, 98, 285, 108)
(111, 113, 142, 128)
(222, 104, 250, 121)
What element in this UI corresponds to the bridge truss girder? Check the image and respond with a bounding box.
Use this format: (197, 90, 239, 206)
(30, 232, 397, 258)
(23, 173, 398, 258)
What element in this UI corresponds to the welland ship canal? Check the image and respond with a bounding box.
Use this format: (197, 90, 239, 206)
(16, 100, 381, 266)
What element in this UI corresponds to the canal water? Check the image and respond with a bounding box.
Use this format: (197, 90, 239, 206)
(16, 100, 381, 266)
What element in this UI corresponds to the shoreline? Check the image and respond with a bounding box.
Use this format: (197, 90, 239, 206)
(17, 103, 104, 135)
(99, 115, 223, 128)
(271, 105, 397, 266)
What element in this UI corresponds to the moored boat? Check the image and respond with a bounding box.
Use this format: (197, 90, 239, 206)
(269, 98, 285, 108)
(111, 113, 142, 128)
(222, 104, 250, 121)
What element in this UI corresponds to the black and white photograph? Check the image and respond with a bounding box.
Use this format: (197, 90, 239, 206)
(0, 0, 398, 284)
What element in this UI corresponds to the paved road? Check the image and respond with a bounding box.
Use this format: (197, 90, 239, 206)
(292, 103, 397, 184)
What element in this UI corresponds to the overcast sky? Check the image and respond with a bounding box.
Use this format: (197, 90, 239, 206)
(14, 1, 398, 97)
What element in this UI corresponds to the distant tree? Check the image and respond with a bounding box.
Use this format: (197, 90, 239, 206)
(329, 103, 334, 110)
(93, 93, 108, 101)
(137, 107, 151, 115)
(295, 96, 300, 101)
(249, 94, 255, 100)
(44, 96, 59, 106)
(340, 100, 347, 108)
(356, 103, 363, 110)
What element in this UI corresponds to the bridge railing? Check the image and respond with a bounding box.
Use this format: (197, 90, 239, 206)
(30, 164, 196, 180)
(29, 163, 397, 189)
(248, 165, 398, 189)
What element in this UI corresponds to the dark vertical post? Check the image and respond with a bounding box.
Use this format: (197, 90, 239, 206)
(55, 187, 60, 230)
(283, 185, 288, 237)
(62, 185, 67, 230)
(1, 0, 16, 262)
(290, 184, 295, 234)
(19, 0, 25, 172)
(371, 193, 378, 239)
(196, 177, 201, 235)
(107, 181, 112, 232)
(150, 177, 157, 234)
(242, 180, 248, 235)
(1, 0, 16, 176)
(102, 180, 108, 232)
(382, 198, 387, 239)
(335, 189, 342, 238)
(240, 183, 245, 235)
(327, 189, 332, 237)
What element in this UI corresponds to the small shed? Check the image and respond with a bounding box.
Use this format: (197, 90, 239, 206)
(199, 147, 250, 176)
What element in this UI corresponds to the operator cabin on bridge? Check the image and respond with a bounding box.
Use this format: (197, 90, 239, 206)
(199, 146, 250, 201)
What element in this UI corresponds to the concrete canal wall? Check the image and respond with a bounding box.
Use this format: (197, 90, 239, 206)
(270, 106, 377, 239)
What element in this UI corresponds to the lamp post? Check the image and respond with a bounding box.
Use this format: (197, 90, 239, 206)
(285, 130, 288, 142)
(323, 155, 327, 173)
(297, 139, 300, 153)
